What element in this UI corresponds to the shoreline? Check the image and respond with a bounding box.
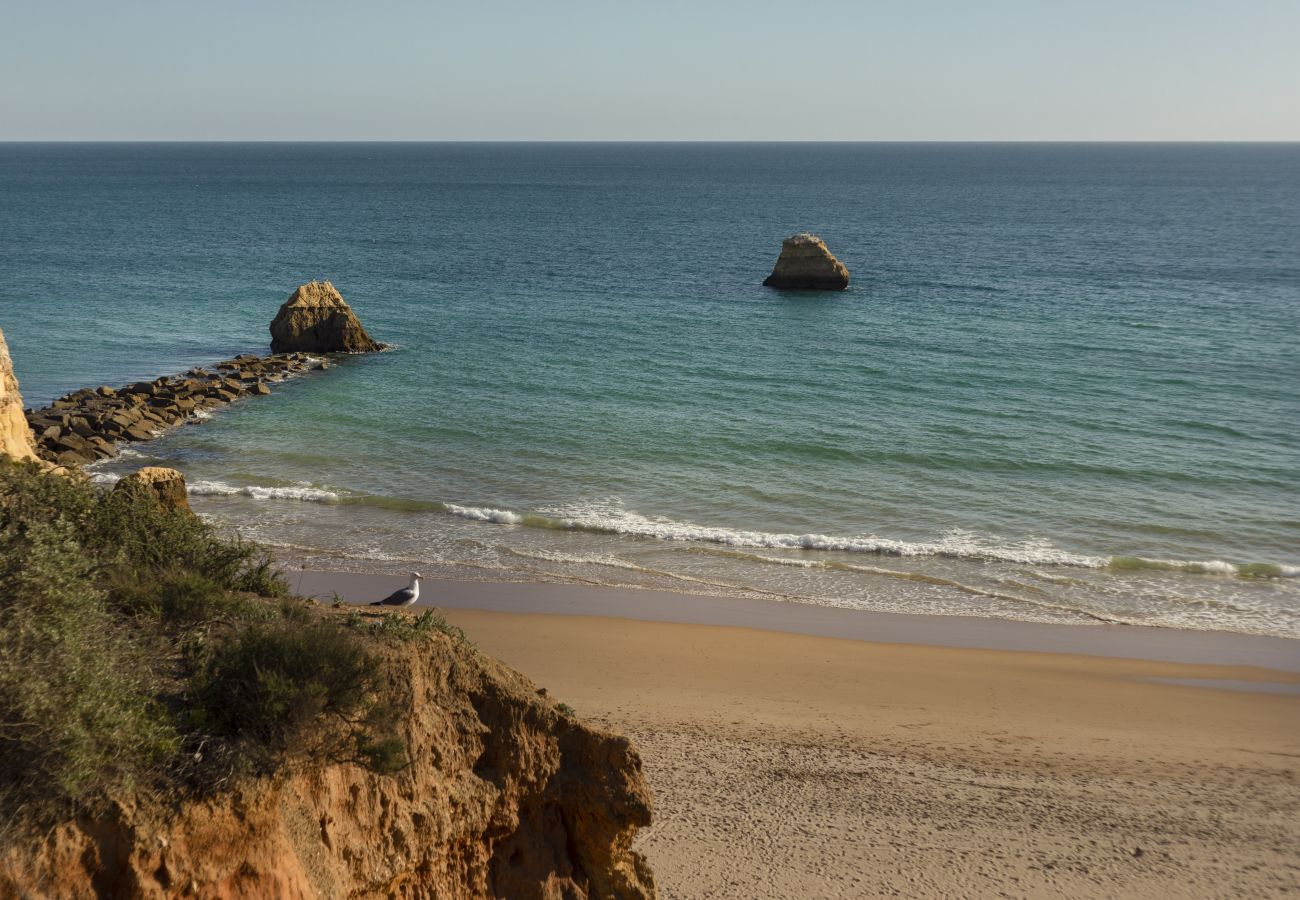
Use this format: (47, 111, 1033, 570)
(303, 568, 1300, 898)
(294, 569, 1300, 675)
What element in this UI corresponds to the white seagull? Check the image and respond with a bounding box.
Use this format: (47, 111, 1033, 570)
(370, 572, 422, 607)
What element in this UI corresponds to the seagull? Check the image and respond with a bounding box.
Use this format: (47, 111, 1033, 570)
(370, 572, 422, 607)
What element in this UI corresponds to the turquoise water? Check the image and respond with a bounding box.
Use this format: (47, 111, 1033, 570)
(3, 143, 1298, 636)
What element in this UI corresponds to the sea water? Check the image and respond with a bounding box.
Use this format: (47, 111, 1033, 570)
(2, 143, 1297, 636)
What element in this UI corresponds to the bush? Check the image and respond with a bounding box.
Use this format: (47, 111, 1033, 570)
(189, 620, 382, 761)
(0, 459, 408, 823)
(0, 511, 177, 816)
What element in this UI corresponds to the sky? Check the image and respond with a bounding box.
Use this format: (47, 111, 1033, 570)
(1, 0, 1297, 141)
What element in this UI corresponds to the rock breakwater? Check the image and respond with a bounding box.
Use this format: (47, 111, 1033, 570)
(25, 352, 328, 467)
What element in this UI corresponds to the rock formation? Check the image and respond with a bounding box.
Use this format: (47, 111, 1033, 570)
(115, 466, 191, 513)
(25, 353, 326, 467)
(270, 281, 382, 353)
(762, 233, 851, 290)
(2, 623, 656, 899)
(0, 327, 39, 463)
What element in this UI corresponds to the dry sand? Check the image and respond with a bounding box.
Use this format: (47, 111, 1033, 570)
(305, 573, 1300, 898)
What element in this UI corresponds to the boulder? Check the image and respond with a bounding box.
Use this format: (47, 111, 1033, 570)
(762, 233, 851, 291)
(115, 466, 191, 513)
(269, 281, 381, 353)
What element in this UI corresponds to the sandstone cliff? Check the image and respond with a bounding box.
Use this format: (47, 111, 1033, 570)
(270, 281, 382, 353)
(2, 622, 656, 899)
(0, 327, 39, 463)
(762, 234, 851, 290)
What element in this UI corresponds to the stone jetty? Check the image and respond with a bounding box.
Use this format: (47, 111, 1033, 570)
(762, 233, 851, 290)
(25, 352, 327, 467)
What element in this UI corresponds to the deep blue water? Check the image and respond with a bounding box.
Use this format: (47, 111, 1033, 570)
(2, 143, 1297, 636)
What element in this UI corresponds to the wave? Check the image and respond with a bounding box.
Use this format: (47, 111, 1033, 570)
(697, 549, 1125, 624)
(176, 482, 1298, 579)
(187, 479, 341, 504)
(1108, 556, 1298, 578)
(523, 504, 1112, 567)
(444, 503, 524, 525)
(498, 547, 794, 596)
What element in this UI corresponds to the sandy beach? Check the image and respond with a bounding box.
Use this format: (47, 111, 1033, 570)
(302, 572, 1300, 898)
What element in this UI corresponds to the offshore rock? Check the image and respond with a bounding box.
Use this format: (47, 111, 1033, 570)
(0, 327, 40, 463)
(762, 233, 851, 291)
(269, 280, 382, 353)
(2, 622, 656, 899)
(115, 466, 191, 513)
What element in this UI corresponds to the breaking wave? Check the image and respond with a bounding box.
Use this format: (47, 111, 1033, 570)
(178, 485, 1298, 579)
(187, 479, 341, 504)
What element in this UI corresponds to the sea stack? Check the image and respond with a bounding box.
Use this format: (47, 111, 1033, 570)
(0, 327, 40, 463)
(762, 233, 851, 291)
(269, 280, 381, 353)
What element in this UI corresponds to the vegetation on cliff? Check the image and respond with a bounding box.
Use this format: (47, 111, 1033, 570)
(0, 459, 411, 828)
(1, 459, 655, 897)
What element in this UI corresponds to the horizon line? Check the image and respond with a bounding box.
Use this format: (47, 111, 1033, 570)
(1, 139, 1298, 145)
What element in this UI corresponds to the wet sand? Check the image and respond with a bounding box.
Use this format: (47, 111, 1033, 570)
(302, 571, 1300, 898)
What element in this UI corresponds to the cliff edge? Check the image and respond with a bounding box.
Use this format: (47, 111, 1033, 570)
(2, 618, 655, 899)
(0, 327, 39, 463)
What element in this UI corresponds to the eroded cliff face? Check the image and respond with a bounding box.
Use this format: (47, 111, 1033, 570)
(270, 281, 382, 354)
(2, 626, 655, 899)
(0, 327, 38, 463)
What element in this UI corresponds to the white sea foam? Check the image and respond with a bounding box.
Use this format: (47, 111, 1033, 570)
(500, 547, 777, 594)
(503, 547, 654, 573)
(187, 480, 340, 503)
(435, 500, 1295, 578)
(532, 503, 1111, 567)
(445, 504, 524, 524)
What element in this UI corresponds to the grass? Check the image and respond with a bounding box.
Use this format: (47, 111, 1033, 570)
(345, 608, 472, 645)
(0, 459, 410, 824)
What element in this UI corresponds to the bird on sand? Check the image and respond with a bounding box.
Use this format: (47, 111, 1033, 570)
(370, 572, 422, 607)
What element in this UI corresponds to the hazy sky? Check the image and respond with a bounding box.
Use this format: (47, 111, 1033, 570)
(2, 0, 1296, 140)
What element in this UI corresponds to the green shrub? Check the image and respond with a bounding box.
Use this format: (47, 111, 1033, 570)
(110, 567, 266, 626)
(0, 512, 177, 816)
(0, 459, 408, 823)
(188, 619, 398, 773)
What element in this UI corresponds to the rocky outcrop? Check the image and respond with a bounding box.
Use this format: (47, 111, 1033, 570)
(762, 233, 851, 290)
(270, 281, 382, 354)
(115, 466, 191, 513)
(25, 353, 327, 467)
(1, 623, 656, 899)
(0, 327, 39, 463)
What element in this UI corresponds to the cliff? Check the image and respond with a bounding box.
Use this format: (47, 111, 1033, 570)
(0, 327, 39, 463)
(2, 619, 656, 899)
(270, 281, 382, 353)
(762, 233, 851, 290)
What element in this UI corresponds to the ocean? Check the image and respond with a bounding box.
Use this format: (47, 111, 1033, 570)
(2, 142, 1297, 637)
